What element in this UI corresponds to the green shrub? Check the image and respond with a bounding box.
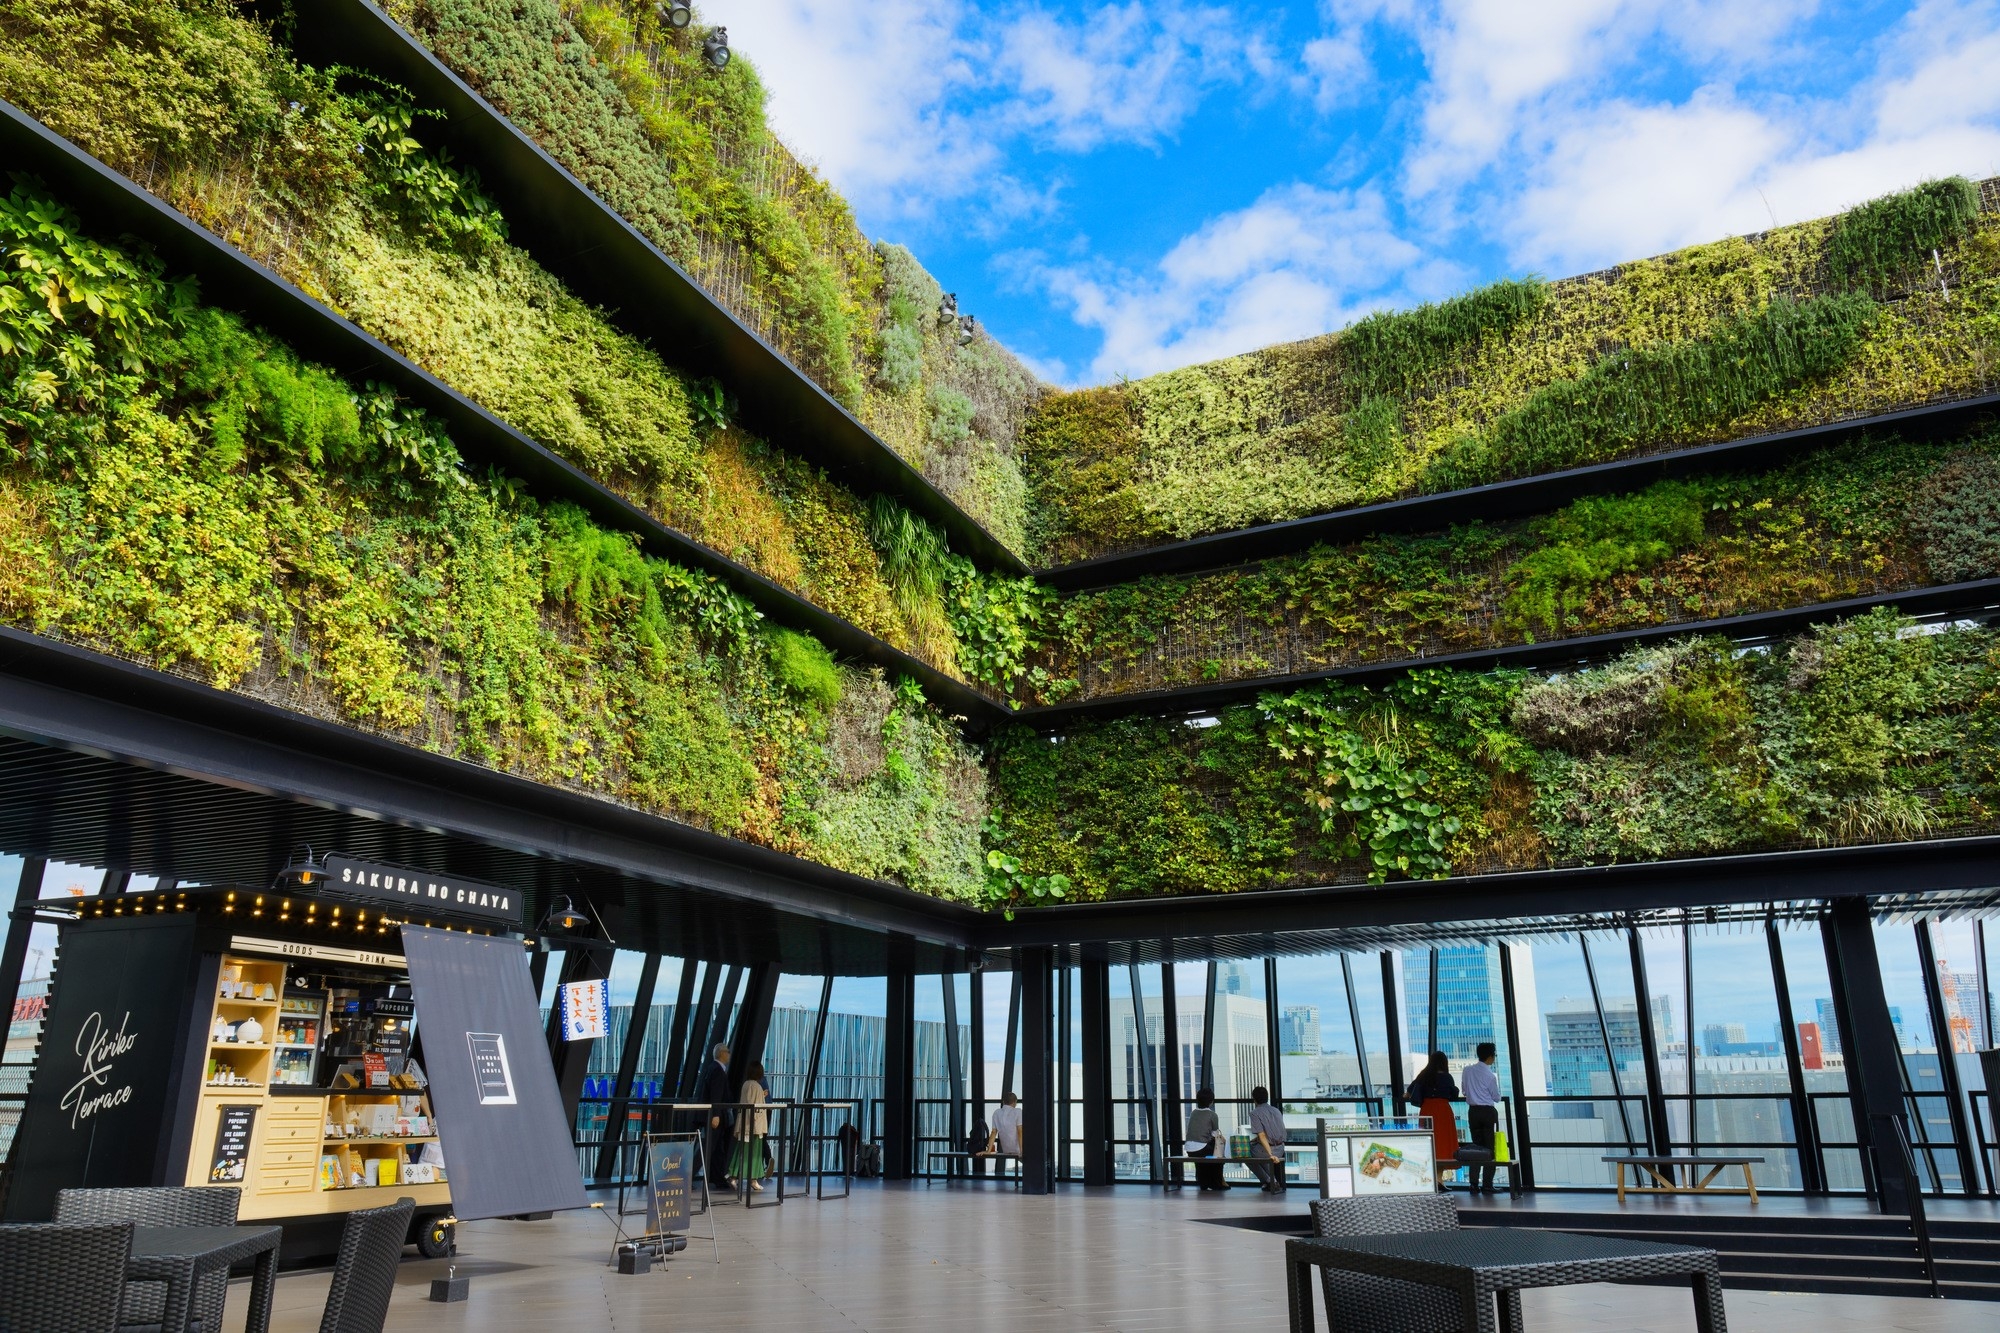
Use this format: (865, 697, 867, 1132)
(1826, 177, 1982, 293)
(1908, 452, 2000, 583)
(1432, 291, 1876, 488)
(1340, 278, 1547, 399)
(767, 627, 841, 711)
(1502, 482, 1710, 634)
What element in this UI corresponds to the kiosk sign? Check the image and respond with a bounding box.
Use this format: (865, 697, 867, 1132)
(559, 979, 609, 1041)
(324, 856, 522, 926)
(645, 1139, 694, 1235)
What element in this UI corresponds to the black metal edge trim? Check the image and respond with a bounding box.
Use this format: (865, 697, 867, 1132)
(978, 833, 2000, 952)
(1015, 579, 2000, 727)
(0, 99, 1007, 726)
(0, 625, 984, 946)
(284, 0, 1028, 574)
(1038, 390, 2000, 591)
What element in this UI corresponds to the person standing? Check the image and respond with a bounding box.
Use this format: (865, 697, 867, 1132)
(731, 1060, 771, 1192)
(698, 1042, 735, 1190)
(1183, 1088, 1228, 1192)
(1462, 1042, 1502, 1195)
(1247, 1086, 1289, 1193)
(1405, 1050, 1461, 1171)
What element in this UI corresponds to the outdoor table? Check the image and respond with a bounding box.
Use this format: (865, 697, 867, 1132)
(1284, 1228, 1726, 1333)
(130, 1224, 283, 1333)
(1602, 1154, 1763, 1204)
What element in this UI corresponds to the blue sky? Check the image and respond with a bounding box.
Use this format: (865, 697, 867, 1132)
(703, 0, 2000, 385)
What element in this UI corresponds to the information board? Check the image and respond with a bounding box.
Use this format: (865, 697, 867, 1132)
(209, 1105, 257, 1183)
(1318, 1122, 1437, 1196)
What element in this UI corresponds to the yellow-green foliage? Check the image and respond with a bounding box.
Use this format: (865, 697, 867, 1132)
(0, 0, 1013, 679)
(0, 184, 983, 892)
(1024, 181, 2000, 562)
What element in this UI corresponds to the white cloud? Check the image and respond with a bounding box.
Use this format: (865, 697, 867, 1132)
(1016, 184, 1428, 381)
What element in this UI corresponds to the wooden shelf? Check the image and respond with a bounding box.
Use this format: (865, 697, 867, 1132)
(212, 1041, 272, 1050)
(327, 1135, 437, 1145)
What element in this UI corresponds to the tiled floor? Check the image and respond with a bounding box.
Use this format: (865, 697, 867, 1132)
(220, 1182, 1998, 1331)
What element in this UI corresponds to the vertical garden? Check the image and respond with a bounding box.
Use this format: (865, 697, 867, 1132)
(4, 0, 2000, 912)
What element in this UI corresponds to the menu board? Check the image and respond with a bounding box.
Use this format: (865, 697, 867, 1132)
(210, 1105, 257, 1183)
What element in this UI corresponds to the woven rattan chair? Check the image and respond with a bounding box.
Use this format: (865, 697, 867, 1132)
(317, 1196, 415, 1333)
(53, 1186, 241, 1333)
(0, 1220, 135, 1333)
(1310, 1194, 1466, 1333)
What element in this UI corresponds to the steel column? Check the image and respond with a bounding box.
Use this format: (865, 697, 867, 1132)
(1627, 927, 1672, 1157)
(1497, 943, 1535, 1190)
(882, 969, 915, 1179)
(1766, 921, 1825, 1193)
(1080, 961, 1112, 1185)
(594, 952, 661, 1183)
(1020, 948, 1054, 1194)
(1827, 897, 1917, 1213)
(1914, 919, 1980, 1195)
(1381, 952, 1406, 1113)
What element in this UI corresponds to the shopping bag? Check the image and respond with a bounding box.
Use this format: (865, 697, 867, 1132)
(1493, 1129, 1510, 1163)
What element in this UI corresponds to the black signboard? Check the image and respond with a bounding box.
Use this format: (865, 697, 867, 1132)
(209, 1105, 257, 1183)
(322, 856, 522, 925)
(402, 927, 583, 1220)
(645, 1139, 694, 1235)
(4, 916, 202, 1220)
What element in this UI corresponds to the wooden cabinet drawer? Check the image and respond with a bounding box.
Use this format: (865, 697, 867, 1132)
(255, 1171, 316, 1194)
(263, 1121, 320, 1142)
(259, 1145, 320, 1169)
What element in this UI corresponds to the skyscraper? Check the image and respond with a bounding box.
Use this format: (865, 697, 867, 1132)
(1404, 945, 1512, 1091)
(1814, 998, 1842, 1055)
(1281, 1005, 1321, 1056)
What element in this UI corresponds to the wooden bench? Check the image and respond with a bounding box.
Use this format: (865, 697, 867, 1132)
(1162, 1154, 1293, 1190)
(1602, 1154, 1764, 1203)
(924, 1150, 1023, 1188)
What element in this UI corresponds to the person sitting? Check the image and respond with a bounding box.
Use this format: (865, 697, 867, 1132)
(1183, 1088, 1228, 1191)
(1406, 1050, 1461, 1171)
(1247, 1086, 1288, 1193)
(985, 1091, 1022, 1158)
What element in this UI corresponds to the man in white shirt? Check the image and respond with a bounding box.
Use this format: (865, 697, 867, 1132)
(987, 1091, 1023, 1158)
(1462, 1042, 1502, 1194)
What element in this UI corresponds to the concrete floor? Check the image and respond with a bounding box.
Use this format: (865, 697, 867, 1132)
(219, 1181, 1999, 1332)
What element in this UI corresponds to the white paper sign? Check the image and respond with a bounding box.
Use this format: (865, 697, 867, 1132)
(560, 978, 610, 1042)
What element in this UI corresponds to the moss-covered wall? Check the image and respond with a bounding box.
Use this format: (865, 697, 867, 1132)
(1022, 180, 2000, 564)
(0, 183, 987, 901)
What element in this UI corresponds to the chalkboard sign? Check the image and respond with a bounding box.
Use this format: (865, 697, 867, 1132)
(645, 1139, 694, 1236)
(210, 1105, 257, 1183)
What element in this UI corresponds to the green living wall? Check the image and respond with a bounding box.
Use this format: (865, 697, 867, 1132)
(1027, 429, 2000, 703)
(0, 184, 987, 901)
(0, 0, 1037, 685)
(377, 0, 1046, 553)
(991, 607, 2000, 905)
(1022, 179, 2000, 563)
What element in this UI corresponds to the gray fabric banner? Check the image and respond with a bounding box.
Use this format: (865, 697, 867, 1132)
(401, 927, 585, 1220)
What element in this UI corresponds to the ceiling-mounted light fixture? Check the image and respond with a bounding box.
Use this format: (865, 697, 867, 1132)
(703, 27, 731, 70)
(656, 0, 692, 27)
(272, 847, 332, 892)
(956, 314, 977, 346)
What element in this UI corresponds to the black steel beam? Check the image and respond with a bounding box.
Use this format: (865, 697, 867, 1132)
(1381, 952, 1406, 1116)
(1020, 579, 2000, 727)
(282, 0, 1026, 576)
(1767, 919, 1825, 1194)
(595, 951, 661, 1183)
(1627, 927, 1673, 1157)
(983, 833, 2000, 958)
(728, 963, 782, 1098)
(0, 626, 983, 961)
(0, 99, 1005, 727)
(1040, 391, 2000, 591)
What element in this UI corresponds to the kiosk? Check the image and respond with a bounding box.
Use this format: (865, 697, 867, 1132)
(4, 856, 583, 1261)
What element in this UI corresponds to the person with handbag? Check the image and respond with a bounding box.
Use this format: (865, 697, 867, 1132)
(1183, 1087, 1228, 1191)
(1462, 1042, 1502, 1194)
(1406, 1050, 1461, 1176)
(730, 1060, 771, 1192)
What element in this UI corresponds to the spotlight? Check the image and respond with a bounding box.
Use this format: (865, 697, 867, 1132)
(273, 846, 332, 892)
(703, 27, 731, 70)
(938, 292, 959, 322)
(655, 1, 692, 27)
(956, 314, 977, 346)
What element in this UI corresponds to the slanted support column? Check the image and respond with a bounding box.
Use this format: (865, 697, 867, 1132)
(883, 968, 916, 1180)
(1826, 897, 1917, 1213)
(1020, 947, 1055, 1194)
(1080, 960, 1113, 1185)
